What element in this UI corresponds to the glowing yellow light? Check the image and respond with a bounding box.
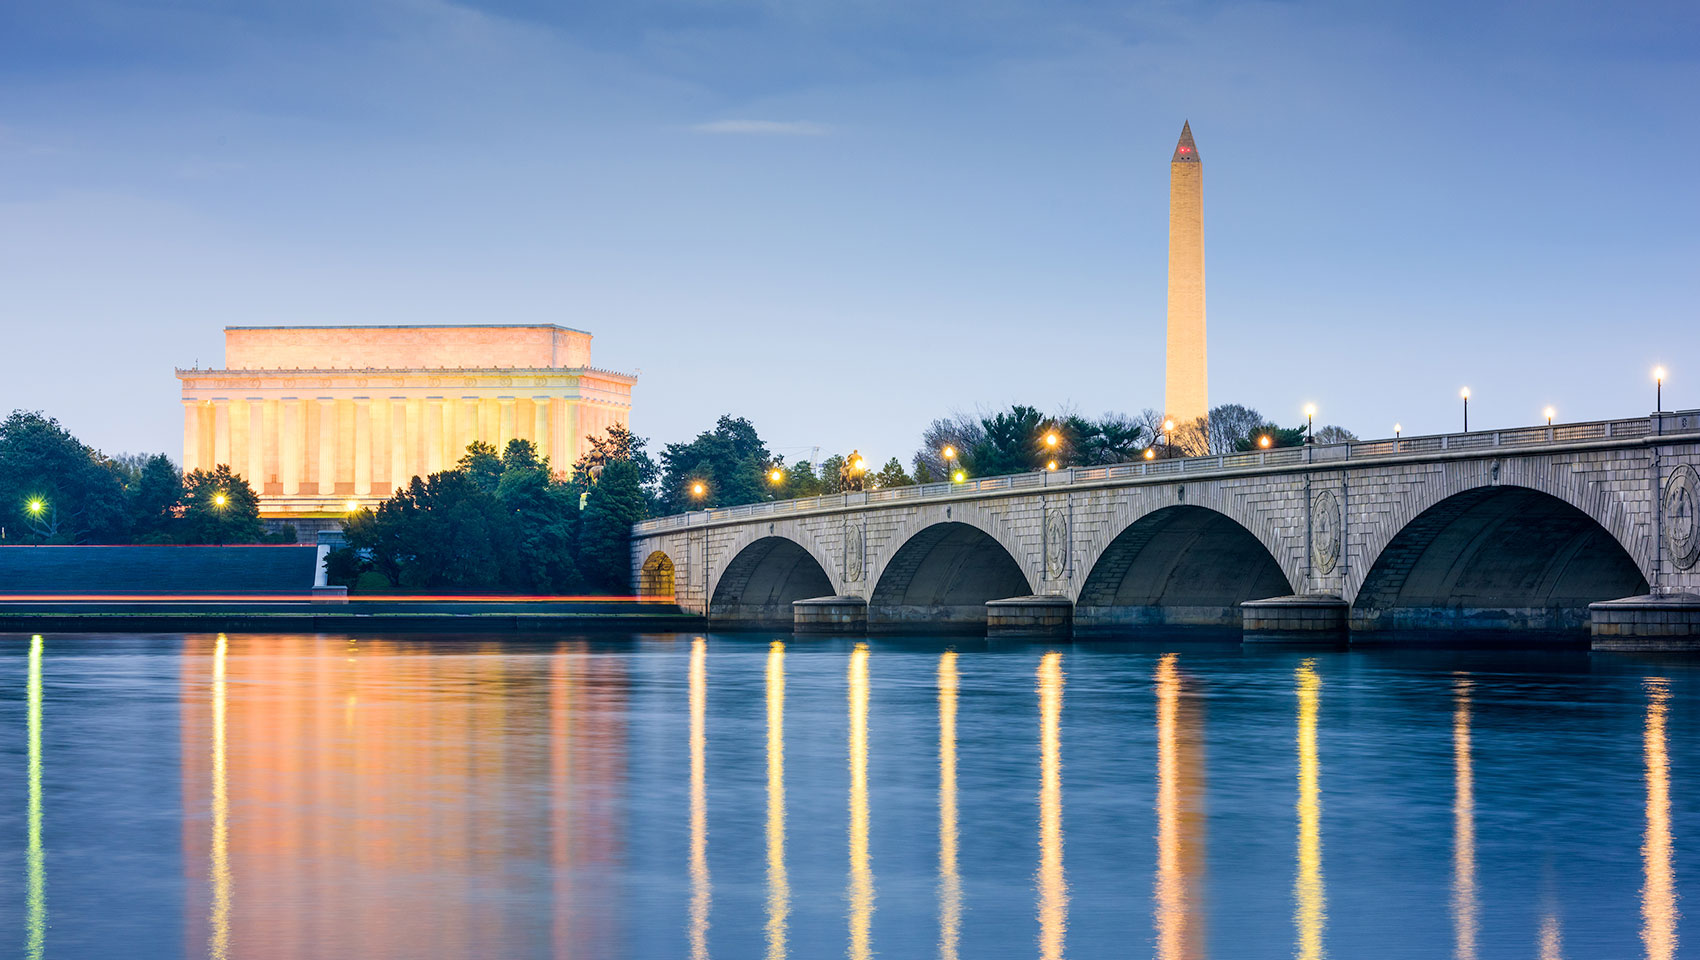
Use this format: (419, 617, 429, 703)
(1163, 419, 1175, 433)
(210, 633, 230, 960)
(212, 492, 228, 507)
(1654, 366, 1666, 383)
(942, 446, 956, 460)
(1544, 406, 1556, 425)
(853, 458, 866, 472)
(1258, 435, 1271, 449)
(1046, 460, 1058, 471)
(1038, 651, 1067, 960)
(952, 470, 966, 483)
(690, 638, 711, 960)
(26, 635, 44, 960)
(344, 499, 359, 512)
(848, 643, 874, 960)
(1144, 449, 1156, 460)
(1460, 386, 1471, 399)
(1304, 404, 1317, 419)
(1643, 678, 1675, 960)
(769, 468, 784, 484)
(938, 652, 961, 960)
(1294, 659, 1326, 960)
(1394, 422, 1402, 435)
(1453, 676, 1476, 960)
(1044, 432, 1059, 447)
(691, 482, 706, 498)
(766, 642, 789, 960)
(27, 498, 44, 515)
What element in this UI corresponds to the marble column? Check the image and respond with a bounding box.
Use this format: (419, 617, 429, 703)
(281, 399, 302, 495)
(532, 396, 551, 463)
(246, 399, 265, 488)
(212, 400, 231, 469)
(559, 400, 579, 477)
(318, 398, 337, 495)
(426, 399, 445, 475)
(391, 398, 409, 494)
(499, 398, 516, 452)
(354, 398, 372, 496)
(182, 401, 201, 474)
(460, 397, 480, 458)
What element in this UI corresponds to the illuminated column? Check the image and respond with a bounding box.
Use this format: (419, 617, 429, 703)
(372, 399, 390, 492)
(353, 398, 372, 496)
(499, 398, 517, 452)
(426, 399, 445, 475)
(280, 399, 302, 494)
(459, 398, 479, 458)
(183, 400, 202, 474)
(560, 400, 579, 477)
(390, 399, 409, 492)
(212, 400, 231, 468)
(317, 398, 337, 495)
(480, 398, 498, 447)
(533, 397, 551, 463)
(406, 399, 424, 482)
(246, 399, 265, 487)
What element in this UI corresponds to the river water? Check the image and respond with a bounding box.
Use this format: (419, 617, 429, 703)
(1, 632, 1694, 959)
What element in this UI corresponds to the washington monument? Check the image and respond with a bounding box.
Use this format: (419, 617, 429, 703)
(1164, 121, 1208, 429)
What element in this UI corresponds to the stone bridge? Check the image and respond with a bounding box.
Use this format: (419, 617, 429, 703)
(631, 411, 1700, 647)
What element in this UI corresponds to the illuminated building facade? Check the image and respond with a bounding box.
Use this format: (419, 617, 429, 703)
(177, 325, 636, 521)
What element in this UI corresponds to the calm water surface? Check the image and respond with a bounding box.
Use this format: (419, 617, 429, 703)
(1, 632, 1696, 959)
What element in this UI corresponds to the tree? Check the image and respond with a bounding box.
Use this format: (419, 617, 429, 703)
(1314, 425, 1359, 444)
(1207, 404, 1265, 455)
(871, 457, 913, 489)
(579, 459, 648, 592)
(658, 415, 773, 513)
(782, 458, 825, 498)
(457, 441, 504, 493)
(179, 465, 263, 544)
(1233, 424, 1307, 451)
(818, 454, 847, 494)
(0, 411, 131, 543)
(128, 454, 183, 543)
(912, 412, 986, 481)
(1064, 412, 1149, 466)
(972, 404, 1047, 476)
(497, 439, 581, 592)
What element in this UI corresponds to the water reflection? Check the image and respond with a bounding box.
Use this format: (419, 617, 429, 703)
(938, 650, 961, 960)
(1643, 678, 1677, 960)
(1294, 658, 1326, 960)
(1037, 651, 1067, 960)
(26, 634, 45, 960)
(1453, 675, 1476, 960)
(210, 634, 231, 960)
(848, 642, 874, 960)
(765, 641, 789, 960)
(689, 637, 711, 960)
(1154, 653, 1207, 960)
(1539, 909, 1563, 960)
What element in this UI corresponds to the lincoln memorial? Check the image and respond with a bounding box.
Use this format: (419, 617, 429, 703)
(177, 324, 635, 522)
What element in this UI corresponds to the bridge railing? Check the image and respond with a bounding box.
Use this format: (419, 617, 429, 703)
(633, 410, 1693, 533)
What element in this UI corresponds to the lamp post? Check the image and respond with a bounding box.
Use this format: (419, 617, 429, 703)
(941, 445, 957, 484)
(690, 481, 707, 506)
(1460, 387, 1470, 432)
(1303, 404, 1316, 444)
(1544, 407, 1555, 427)
(1163, 419, 1175, 457)
(1655, 367, 1666, 414)
(1258, 435, 1271, 449)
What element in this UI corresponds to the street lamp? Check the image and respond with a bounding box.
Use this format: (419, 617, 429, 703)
(1163, 419, 1175, 456)
(1044, 431, 1059, 449)
(768, 467, 785, 486)
(27, 498, 45, 516)
(1046, 460, 1059, 471)
(1303, 404, 1316, 443)
(1544, 406, 1555, 427)
(1460, 387, 1470, 432)
(344, 499, 360, 513)
(1655, 366, 1666, 413)
(213, 492, 228, 509)
(1143, 448, 1156, 461)
(951, 469, 966, 483)
(1258, 435, 1271, 449)
(1394, 422, 1402, 439)
(690, 481, 707, 501)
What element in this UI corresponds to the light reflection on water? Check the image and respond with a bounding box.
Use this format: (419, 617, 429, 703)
(1, 633, 1694, 959)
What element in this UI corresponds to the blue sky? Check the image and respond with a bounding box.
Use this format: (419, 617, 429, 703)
(1, 0, 1696, 467)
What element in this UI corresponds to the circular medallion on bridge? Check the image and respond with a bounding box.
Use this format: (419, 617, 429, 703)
(1666, 464, 1700, 570)
(1312, 489, 1342, 575)
(844, 525, 865, 582)
(1045, 508, 1068, 579)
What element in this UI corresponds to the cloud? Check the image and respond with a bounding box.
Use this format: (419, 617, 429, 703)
(691, 120, 833, 136)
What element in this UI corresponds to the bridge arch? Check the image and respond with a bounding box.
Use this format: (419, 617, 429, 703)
(1351, 483, 1648, 634)
(638, 550, 677, 602)
(868, 520, 1035, 632)
(708, 525, 841, 629)
(1075, 504, 1295, 630)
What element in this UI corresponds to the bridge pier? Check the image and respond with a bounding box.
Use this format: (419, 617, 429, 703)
(793, 596, 867, 635)
(1589, 595, 1700, 651)
(985, 596, 1073, 639)
(1240, 595, 1349, 644)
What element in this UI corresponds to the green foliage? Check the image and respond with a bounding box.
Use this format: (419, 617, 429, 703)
(0, 410, 131, 543)
(871, 457, 913, 489)
(260, 524, 298, 545)
(970, 404, 1047, 476)
(457, 441, 504, 493)
(579, 459, 649, 592)
(128, 454, 183, 542)
(781, 458, 825, 498)
(1234, 424, 1308, 451)
(818, 454, 847, 494)
(323, 547, 365, 588)
(179, 465, 264, 544)
(658, 415, 773, 513)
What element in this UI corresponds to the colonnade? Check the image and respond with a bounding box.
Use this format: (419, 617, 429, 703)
(182, 394, 625, 498)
